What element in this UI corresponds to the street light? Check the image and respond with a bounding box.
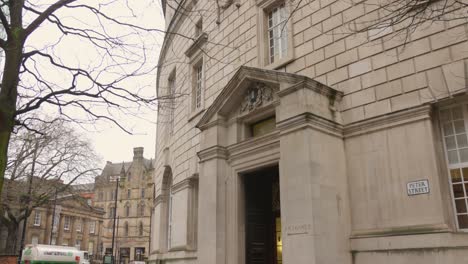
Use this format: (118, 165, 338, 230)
(110, 178, 119, 264)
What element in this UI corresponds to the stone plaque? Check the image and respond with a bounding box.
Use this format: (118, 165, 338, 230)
(284, 223, 312, 236)
(407, 179, 430, 196)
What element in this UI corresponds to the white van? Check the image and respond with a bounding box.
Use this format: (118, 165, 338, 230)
(21, 244, 90, 264)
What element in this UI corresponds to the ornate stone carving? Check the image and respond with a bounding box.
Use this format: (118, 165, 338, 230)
(240, 82, 274, 113)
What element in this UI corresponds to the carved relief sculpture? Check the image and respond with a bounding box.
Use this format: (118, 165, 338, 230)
(240, 82, 274, 113)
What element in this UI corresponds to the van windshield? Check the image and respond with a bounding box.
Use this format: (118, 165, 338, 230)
(84, 252, 89, 260)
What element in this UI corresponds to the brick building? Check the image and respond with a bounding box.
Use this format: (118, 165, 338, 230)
(150, 0, 468, 263)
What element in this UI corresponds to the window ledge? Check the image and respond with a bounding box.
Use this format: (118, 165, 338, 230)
(264, 55, 294, 71)
(185, 32, 208, 58)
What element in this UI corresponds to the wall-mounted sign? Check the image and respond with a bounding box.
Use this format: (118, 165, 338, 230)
(407, 179, 430, 196)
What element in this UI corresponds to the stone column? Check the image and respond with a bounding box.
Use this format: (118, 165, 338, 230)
(278, 118, 350, 264)
(197, 146, 228, 264)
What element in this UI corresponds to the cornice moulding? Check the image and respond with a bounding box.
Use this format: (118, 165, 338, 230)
(197, 145, 229, 162)
(343, 104, 432, 138)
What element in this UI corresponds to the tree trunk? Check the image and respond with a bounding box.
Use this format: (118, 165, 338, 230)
(4, 223, 19, 254)
(0, 28, 26, 202)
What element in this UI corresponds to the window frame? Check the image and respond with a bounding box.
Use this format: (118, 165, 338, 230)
(125, 204, 130, 217)
(75, 239, 81, 250)
(124, 222, 129, 237)
(439, 103, 468, 230)
(167, 69, 176, 134)
(33, 211, 41, 226)
(139, 203, 145, 217)
(76, 218, 82, 232)
(139, 222, 144, 236)
(192, 58, 204, 112)
(89, 221, 96, 234)
(256, 0, 294, 69)
(63, 216, 71, 231)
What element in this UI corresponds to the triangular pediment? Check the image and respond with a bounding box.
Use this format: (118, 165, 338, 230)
(196, 66, 341, 130)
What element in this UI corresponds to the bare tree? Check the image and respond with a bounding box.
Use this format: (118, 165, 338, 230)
(0, 0, 166, 200)
(351, 0, 468, 39)
(0, 119, 99, 254)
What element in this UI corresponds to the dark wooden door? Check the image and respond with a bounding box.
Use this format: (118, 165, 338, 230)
(245, 170, 275, 264)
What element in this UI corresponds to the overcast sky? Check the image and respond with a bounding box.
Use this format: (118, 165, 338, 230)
(1, 1, 166, 167)
(86, 2, 165, 165)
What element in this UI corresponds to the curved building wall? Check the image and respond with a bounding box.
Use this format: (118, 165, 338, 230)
(151, 0, 468, 263)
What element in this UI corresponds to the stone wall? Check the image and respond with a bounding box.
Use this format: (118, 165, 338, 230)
(152, 0, 468, 262)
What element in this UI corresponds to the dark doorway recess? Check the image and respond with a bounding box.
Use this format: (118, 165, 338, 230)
(244, 165, 282, 264)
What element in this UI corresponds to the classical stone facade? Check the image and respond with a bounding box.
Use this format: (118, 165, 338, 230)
(0, 190, 104, 263)
(150, 0, 468, 263)
(93, 147, 154, 263)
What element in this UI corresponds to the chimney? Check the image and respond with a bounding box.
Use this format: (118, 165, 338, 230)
(133, 147, 144, 160)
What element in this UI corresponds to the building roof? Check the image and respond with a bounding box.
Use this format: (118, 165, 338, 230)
(71, 183, 95, 192)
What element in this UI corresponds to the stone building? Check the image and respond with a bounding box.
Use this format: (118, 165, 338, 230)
(0, 187, 104, 263)
(93, 147, 154, 263)
(149, 0, 468, 263)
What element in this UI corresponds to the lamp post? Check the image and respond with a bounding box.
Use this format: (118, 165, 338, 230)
(148, 182, 155, 257)
(110, 178, 119, 264)
(49, 188, 57, 244)
(17, 139, 38, 264)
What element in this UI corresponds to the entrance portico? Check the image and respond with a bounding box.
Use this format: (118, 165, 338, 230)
(196, 66, 351, 264)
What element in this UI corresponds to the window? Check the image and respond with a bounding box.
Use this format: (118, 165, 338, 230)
(257, 0, 293, 69)
(161, 168, 173, 251)
(138, 204, 145, 217)
(441, 105, 468, 229)
(76, 219, 82, 232)
(192, 60, 204, 110)
(31, 235, 39, 245)
(141, 188, 145, 198)
(195, 19, 203, 37)
(33, 211, 41, 226)
(64, 216, 71, 231)
(168, 188, 173, 248)
(251, 116, 276, 137)
(267, 4, 288, 64)
(88, 241, 94, 255)
(124, 222, 129, 237)
(139, 222, 143, 236)
(125, 204, 130, 217)
(75, 239, 81, 250)
(168, 70, 176, 134)
(109, 207, 115, 219)
(89, 221, 96, 234)
(127, 189, 131, 199)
